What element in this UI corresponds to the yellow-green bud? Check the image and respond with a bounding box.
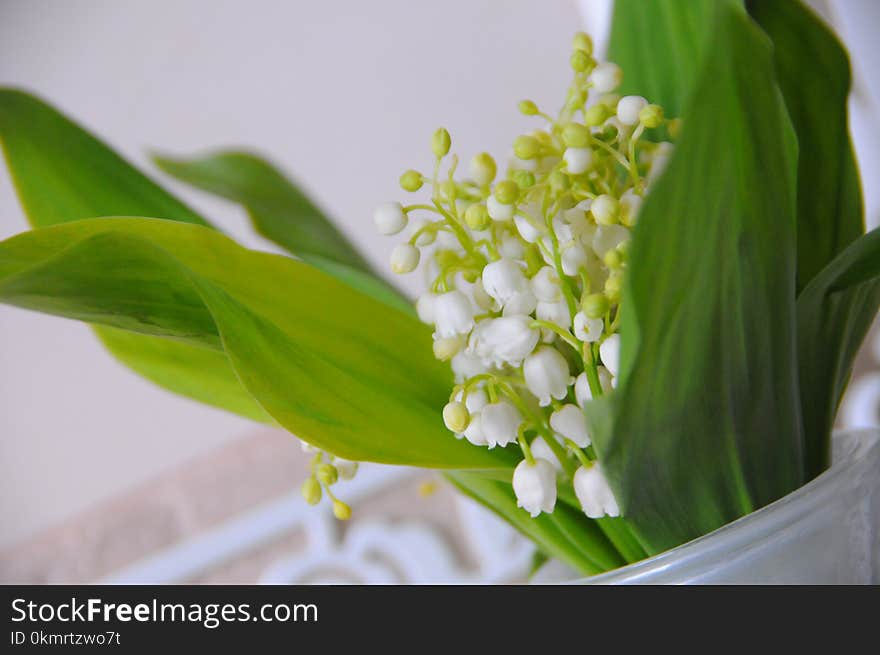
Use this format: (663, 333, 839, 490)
(301, 477, 322, 505)
(562, 123, 590, 148)
(533, 131, 554, 148)
(616, 239, 631, 256)
(591, 194, 620, 225)
(442, 401, 469, 433)
(494, 180, 519, 205)
(465, 203, 491, 230)
(518, 99, 539, 116)
(605, 274, 623, 303)
(604, 248, 623, 269)
(513, 169, 536, 189)
(548, 170, 571, 194)
(399, 169, 423, 192)
(316, 462, 338, 486)
(639, 104, 664, 128)
(513, 135, 541, 160)
(433, 335, 465, 361)
(439, 180, 457, 200)
(566, 89, 587, 110)
(572, 32, 593, 54)
(570, 49, 593, 73)
(582, 292, 609, 319)
(470, 152, 497, 185)
(583, 104, 609, 127)
(332, 500, 352, 521)
(431, 127, 451, 157)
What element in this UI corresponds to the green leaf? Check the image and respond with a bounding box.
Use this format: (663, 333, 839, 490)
(587, 3, 804, 554)
(0, 88, 209, 228)
(152, 150, 376, 275)
(447, 472, 624, 576)
(796, 229, 880, 477)
(747, 0, 864, 293)
(0, 217, 513, 470)
(608, 0, 721, 118)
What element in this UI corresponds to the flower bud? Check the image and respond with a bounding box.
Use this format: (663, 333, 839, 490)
(432, 127, 451, 157)
(562, 123, 590, 148)
(572, 32, 593, 54)
(550, 403, 591, 447)
(574, 462, 620, 518)
(390, 243, 420, 273)
(470, 152, 497, 186)
(482, 258, 529, 305)
(563, 147, 593, 175)
(589, 62, 622, 93)
(373, 201, 408, 235)
(604, 248, 623, 269)
(570, 49, 593, 72)
(465, 203, 491, 230)
(335, 458, 359, 480)
(582, 292, 609, 319)
(514, 170, 536, 189)
(513, 458, 557, 517)
(604, 274, 622, 303)
(639, 103, 664, 128)
(617, 95, 648, 126)
(529, 436, 563, 472)
(316, 462, 338, 486)
(619, 189, 642, 227)
(513, 135, 541, 160)
(433, 335, 465, 361)
(480, 400, 523, 449)
(399, 169, 423, 192)
(590, 194, 619, 225)
(518, 99, 539, 116)
(524, 346, 572, 407)
(531, 266, 562, 302)
(332, 499, 353, 521)
(433, 289, 474, 338)
(599, 333, 621, 377)
(583, 103, 609, 127)
(301, 477, 322, 505)
(469, 316, 539, 367)
(416, 293, 436, 324)
(443, 401, 469, 433)
(591, 224, 630, 257)
(487, 195, 514, 221)
(493, 180, 519, 205)
(573, 311, 603, 342)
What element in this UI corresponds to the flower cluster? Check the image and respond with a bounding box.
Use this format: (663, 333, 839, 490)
(377, 32, 675, 519)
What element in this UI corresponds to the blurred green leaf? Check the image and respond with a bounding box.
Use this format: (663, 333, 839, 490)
(152, 150, 376, 274)
(608, 0, 720, 118)
(747, 0, 864, 293)
(796, 229, 880, 477)
(0, 217, 512, 469)
(587, 3, 804, 554)
(448, 472, 624, 576)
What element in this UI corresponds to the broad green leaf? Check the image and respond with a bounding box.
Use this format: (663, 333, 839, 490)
(152, 150, 376, 275)
(447, 472, 624, 576)
(747, 0, 864, 293)
(0, 217, 513, 469)
(607, 0, 720, 118)
(587, 3, 804, 554)
(0, 89, 209, 228)
(796, 229, 880, 477)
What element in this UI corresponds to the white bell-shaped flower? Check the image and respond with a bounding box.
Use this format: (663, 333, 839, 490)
(373, 202, 408, 235)
(464, 388, 489, 414)
(561, 243, 588, 276)
(563, 207, 590, 239)
(480, 400, 523, 449)
(599, 333, 621, 377)
(513, 458, 557, 517)
(432, 335, 465, 361)
(524, 346, 572, 406)
(433, 290, 475, 339)
(451, 351, 490, 382)
(536, 299, 571, 342)
(502, 290, 538, 317)
(529, 436, 563, 472)
(469, 316, 539, 367)
(550, 404, 591, 448)
(462, 412, 488, 446)
(482, 259, 529, 306)
(574, 367, 614, 406)
(471, 277, 499, 312)
(573, 311, 603, 342)
(487, 195, 514, 221)
(499, 234, 525, 259)
(563, 147, 593, 174)
(589, 62, 622, 93)
(574, 462, 620, 518)
(390, 243, 420, 273)
(531, 266, 562, 303)
(416, 293, 436, 325)
(616, 95, 648, 126)
(591, 224, 630, 257)
(619, 189, 643, 227)
(514, 214, 544, 243)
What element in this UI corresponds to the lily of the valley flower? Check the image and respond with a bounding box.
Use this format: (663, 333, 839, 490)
(574, 462, 620, 518)
(524, 346, 572, 406)
(550, 404, 591, 448)
(574, 367, 614, 406)
(482, 259, 529, 306)
(599, 333, 621, 377)
(480, 400, 523, 449)
(390, 243, 419, 273)
(529, 436, 563, 472)
(433, 290, 475, 338)
(469, 316, 539, 367)
(373, 201, 408, 235)
(513, 458, 557, 517)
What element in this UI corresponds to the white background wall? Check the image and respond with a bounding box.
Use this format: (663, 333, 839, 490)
(0, 0, 582, 546)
